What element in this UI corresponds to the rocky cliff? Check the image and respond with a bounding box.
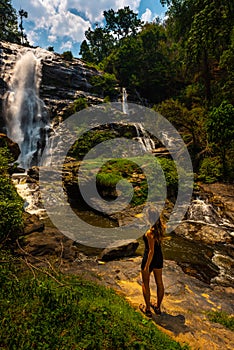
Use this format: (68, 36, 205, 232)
(0, 41, 105, 130)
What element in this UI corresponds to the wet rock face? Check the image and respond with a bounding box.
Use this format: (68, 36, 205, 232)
(0, 41, 104, 129)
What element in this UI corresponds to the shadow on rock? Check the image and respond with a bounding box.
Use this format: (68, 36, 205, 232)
(152, 312, 189, 335)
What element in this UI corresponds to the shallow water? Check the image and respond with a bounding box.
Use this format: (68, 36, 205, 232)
(71, 202, 233, 286)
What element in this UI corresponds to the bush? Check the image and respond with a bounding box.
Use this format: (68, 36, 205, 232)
(0, 148, 23, 242)
(61, 50, 73, 61)
(62, 97, 88, 119)
(198, 157, 222, 183)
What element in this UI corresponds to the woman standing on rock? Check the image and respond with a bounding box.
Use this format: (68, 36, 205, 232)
(140, 207, 165, 317)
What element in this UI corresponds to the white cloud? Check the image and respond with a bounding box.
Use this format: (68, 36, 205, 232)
(60, 40, 73, 51)
(26, 30, 39, 45)
(48, 35, 57, 42)
(12, 0, 142, 50)
(13, 0, 91, 43)
(141, 8, 153, 23)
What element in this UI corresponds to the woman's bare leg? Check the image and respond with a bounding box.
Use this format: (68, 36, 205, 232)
(153, 268, 164, 310)
(141, 270, 151, 310)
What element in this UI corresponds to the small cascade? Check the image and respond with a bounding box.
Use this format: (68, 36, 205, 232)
(186, 198, 234, 229)
(122, 87, 128, 114)
(4, 51, 50, 169)
(133, 123, 155, 152)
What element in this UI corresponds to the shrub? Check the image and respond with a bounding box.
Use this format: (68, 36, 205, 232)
(61, 50, 73, 61)
(0, 148, 24, 242)
(198, 157, 222, 183)
(62, 97, 88, 119)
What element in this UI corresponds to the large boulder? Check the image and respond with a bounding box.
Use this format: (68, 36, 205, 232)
(22, 212, 44, 235)
(99, 239, 139, 261)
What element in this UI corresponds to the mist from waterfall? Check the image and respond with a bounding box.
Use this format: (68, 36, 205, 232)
(4, 51, 49, 169)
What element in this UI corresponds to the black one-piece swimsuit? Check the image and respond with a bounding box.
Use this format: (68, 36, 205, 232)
(141, 234, 163, 272)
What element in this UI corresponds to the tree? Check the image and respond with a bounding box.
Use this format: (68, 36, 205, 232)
(19, 8, 28, 45)
(104, 6, 142, 39)
(47, 46, 54, 52)
(79, 40, 94, 62)
(82, 27, 114, 63)
(103, 22, 174, 103)
(206, 101, 234, 177)
(0, 0, 20, 43)
(164, 0, 234, 102)
(80, 7, 142, 64)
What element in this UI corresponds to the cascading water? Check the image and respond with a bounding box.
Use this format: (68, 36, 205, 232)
(121, 88, 155, 153)
(122, 87, 129, 115)
(4, 51, 50, 169)
(133, 122, 155, 152)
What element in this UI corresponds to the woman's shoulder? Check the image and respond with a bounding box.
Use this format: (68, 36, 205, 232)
(145, 229, 154, 239)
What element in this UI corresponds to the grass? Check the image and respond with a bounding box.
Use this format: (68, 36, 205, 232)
(73, 156, 178, 207)
(0, 251, 189, 350)
(207, 310, 234, 331)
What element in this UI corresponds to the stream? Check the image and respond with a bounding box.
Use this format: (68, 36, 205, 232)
(71, 196, 234, 287)
(13, 175, 234, 287)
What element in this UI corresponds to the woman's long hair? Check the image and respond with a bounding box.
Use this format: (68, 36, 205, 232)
(147, 207, 166, 243)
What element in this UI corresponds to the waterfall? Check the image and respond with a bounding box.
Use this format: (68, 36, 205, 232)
(133, 123, 155, 152)
(122, 87, 128, 114)
(4, 51, 49, 169)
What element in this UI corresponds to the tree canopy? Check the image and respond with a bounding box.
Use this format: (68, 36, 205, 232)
(0, 0, 20, 43)
(79, 3, 234, 181)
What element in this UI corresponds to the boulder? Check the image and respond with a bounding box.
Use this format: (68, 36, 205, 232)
(174, 221, 232, 245)
(99, 239, 139, 261)
(22, 227, 81, 261)
(22, 212, 44, 235)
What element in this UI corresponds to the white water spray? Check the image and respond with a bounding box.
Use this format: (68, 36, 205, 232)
(5, 51, 49, 169)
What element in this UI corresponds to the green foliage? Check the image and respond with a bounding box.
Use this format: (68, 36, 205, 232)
(90, 72, 118, 98)
(165, 0, 234, 102)
(80, 7, 142, 65)
(103, 22, 175, 103)
(197, 157, 222, 183)
(0, 252, 189, 349)
(73, 97, 88, 112)
(61, 50, 73, 61)
(104, 6, 142, 39)
(74, 157, 178, 207)
(0, 148, 24, 242)
(69, 129, 117, 160)
(0, 0, 21, 43)
(206, 101, 234, 176)
(62, 97, 88, 119)
(154, 99, 207, 172)
(207, 310, 234, 331)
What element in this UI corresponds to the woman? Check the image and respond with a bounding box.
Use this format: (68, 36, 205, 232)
(139, 207, 165, 317)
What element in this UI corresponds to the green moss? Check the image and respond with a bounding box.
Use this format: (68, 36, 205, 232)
(207, 310, 234, 331)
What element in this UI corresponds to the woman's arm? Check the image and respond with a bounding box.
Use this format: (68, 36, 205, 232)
(144, 231, 155, 271)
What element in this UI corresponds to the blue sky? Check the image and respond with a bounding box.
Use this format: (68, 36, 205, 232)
(12, 0, 166, 56)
